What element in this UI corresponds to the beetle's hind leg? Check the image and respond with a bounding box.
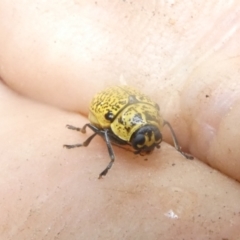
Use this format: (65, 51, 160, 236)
(63, 132, 97, 149)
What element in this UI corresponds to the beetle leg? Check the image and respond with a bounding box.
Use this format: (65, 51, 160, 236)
(99, 129, 115, 179)
(64, 123, 107, 149)
(163, 120, 193, 160)
(63, 133, 97, 149)
(66, 124, 82, 131)
(66, 124, 91, 134)
(65, 123, 116, 177)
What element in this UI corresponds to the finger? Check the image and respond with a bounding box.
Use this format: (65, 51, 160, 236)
(180, 58, 240, 182)
(0, 1, 236, 115)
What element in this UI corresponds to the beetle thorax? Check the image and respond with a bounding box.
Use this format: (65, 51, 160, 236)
(111, 103, 163, 142)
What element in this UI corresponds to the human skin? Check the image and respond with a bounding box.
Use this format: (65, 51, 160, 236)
(0, 0, 240, 239)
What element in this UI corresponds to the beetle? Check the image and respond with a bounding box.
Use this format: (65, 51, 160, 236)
(64, 86, 193, 178)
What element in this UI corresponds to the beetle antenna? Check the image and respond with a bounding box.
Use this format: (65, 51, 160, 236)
(163, 120, 193, 160)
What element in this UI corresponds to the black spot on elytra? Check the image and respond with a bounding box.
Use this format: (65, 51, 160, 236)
(105, 111, 114, 121)
(118, 117, 124, 125)
(125, 127, 131, 132)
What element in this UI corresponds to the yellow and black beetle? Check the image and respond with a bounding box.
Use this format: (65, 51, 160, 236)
(64, 86, 193, 178)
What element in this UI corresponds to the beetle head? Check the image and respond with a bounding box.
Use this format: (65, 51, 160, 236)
(131, 125, 162, 155)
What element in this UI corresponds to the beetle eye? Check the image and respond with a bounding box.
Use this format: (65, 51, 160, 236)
(132, 134, 145, 149)
(154, 131, 162, 142)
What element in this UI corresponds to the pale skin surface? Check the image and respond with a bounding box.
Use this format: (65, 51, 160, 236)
(0, 0, 240, 239)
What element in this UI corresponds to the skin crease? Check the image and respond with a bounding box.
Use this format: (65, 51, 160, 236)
(0, 0, 240, 239)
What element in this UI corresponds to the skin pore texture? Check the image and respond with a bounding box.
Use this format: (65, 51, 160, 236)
(0, 1, 240, 239)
